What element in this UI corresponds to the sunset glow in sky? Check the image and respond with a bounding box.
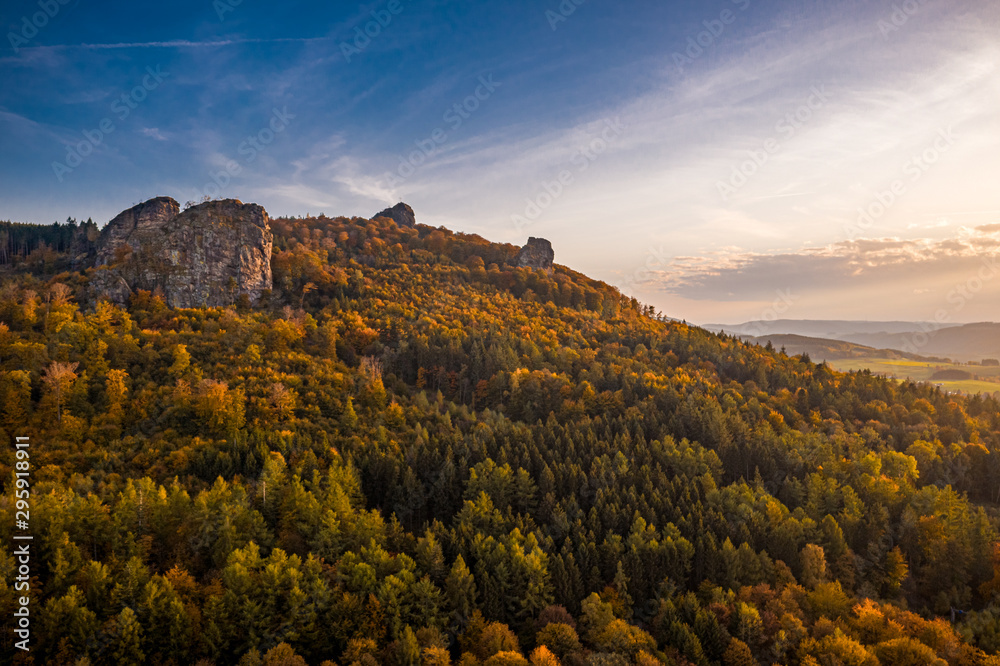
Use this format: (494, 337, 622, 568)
(2, 0, 998, 323)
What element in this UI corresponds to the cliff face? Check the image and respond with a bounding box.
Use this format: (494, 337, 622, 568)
(516, 237, 554, 271)
(91, 197, 272, 308)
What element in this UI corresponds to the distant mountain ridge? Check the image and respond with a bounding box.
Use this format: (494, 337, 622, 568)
(704, 319, 1000, 363)
(704, 319, 951, 338)
(741, 333, 933, 362)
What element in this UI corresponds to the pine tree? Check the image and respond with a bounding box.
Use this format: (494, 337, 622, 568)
(110, 607, 146, 666)
(447, 555, 478, 628)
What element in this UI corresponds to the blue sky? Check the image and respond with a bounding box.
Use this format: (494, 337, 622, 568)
(2, 0, 999, 324)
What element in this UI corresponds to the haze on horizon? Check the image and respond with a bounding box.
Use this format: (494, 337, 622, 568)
(1, 0, 998, 325)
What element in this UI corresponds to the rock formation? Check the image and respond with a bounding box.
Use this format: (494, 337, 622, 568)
(93, 196, 180, 268)
(516, 237, 554, 271)
(90, 197, 272, 308)
(373, 202, 416, 228)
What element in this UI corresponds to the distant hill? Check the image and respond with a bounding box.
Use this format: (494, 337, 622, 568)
(839, 322, 1000, 362)
(930, 368, 974, 381)
(744, 333, 930, 362)
(704, 319, 947, 338)
(707, 319, 1000, 363)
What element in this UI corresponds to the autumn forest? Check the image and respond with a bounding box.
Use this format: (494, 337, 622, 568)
(3, 213, 1000, 665)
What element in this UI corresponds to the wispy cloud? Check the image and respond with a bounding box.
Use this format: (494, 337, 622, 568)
(305, 5, 999, 244)
(18, 37, 329, 51)
(140, 127, 167, 141)
(2, 0, 998, 323)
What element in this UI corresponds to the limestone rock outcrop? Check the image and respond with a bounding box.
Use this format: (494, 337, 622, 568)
(91, 197, 272, 308)
(373, 202, 416, 228)
(516, 237, 554, 271)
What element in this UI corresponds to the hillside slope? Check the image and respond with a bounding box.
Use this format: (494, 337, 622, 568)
(744, 333, 927, 362)
(2, 212, 1000, 664)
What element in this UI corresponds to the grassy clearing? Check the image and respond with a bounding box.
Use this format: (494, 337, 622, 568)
(828, 357, 1000, 395)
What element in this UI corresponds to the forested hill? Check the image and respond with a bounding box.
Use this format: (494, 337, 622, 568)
(3, 212, 1000, 665)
